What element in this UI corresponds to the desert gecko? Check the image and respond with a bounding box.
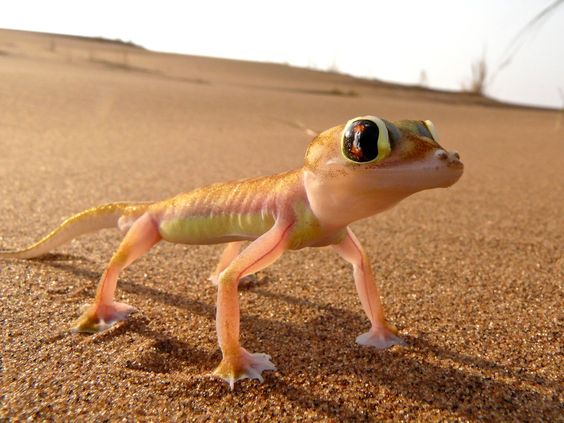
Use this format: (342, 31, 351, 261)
(1, 116, 463, 389)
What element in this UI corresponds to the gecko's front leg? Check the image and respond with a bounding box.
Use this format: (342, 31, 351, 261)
(213, 222, 293, 389)
(332, 227, 404, 348)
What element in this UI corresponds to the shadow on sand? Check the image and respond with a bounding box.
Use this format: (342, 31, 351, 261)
(35, 257, 560, 421)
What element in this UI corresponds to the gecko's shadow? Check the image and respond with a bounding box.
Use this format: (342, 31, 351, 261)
(108, 316, 214, 374)
(37, 257, 101, 284)
(30, 253, 96, 263)
(35, 258, 559, 420)
(246, 289, 560, 421)
(118, 280, 559, 421)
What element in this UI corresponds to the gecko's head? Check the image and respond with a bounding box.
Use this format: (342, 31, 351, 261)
(304, 115, 463, 193)
(303, 116, 463, 225)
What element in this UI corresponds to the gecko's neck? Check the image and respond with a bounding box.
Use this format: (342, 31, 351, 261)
(301, 168, 412, 228)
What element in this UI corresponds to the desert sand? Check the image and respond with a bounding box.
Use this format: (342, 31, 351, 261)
(0, 29, 562, 421)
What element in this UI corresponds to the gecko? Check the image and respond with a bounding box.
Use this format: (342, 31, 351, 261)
(0, 115, 463, 389)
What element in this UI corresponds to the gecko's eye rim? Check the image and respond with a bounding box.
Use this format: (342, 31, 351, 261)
(423, 119, 439, 142)
(341, 116, 391, 164)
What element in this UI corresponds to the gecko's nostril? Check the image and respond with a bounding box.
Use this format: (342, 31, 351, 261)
(446, 151, 461, 164)
(447, 151, 464, 169)
(435, 149, 448, 160)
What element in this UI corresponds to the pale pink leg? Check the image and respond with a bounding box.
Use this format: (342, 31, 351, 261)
(209, 241, 243, 286)
(213, 222, 293, 389)
(209, 241, 257, 286)
(332, 227, 404, 348)
(72, 213, 161, 333)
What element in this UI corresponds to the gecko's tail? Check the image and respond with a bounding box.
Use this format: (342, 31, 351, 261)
(0, 202, 152, 259)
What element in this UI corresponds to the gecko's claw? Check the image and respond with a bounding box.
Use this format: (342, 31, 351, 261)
(356, 323, 406, 349)
(71, 302, 136, 333)
(213, 348, 276, 389)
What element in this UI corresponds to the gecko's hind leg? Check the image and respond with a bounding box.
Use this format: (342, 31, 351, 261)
(72, 213, 161, 333)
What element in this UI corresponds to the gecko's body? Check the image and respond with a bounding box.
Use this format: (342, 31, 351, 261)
(154, 170, 339, 250)
(1, 116, 463, 389)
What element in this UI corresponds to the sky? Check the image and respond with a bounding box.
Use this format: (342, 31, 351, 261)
(2, 0, 563, 109)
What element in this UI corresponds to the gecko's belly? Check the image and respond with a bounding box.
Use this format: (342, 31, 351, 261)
(158, 213, 276, 245)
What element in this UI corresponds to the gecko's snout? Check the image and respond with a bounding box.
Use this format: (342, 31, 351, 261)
(435, 149, 463, 169)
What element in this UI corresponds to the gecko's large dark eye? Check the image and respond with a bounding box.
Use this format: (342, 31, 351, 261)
(342, 116, 391, 163)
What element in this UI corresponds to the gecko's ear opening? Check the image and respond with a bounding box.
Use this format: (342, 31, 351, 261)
(423, 120, 439, 142)
(341, 116, 391, 164)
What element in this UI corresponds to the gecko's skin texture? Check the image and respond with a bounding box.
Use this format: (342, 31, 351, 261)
(1, 116, 463, 389)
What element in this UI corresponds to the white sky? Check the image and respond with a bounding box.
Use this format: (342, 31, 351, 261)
(2, 0, 563, 108)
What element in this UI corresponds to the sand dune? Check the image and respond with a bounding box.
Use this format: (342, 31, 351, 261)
(1, 29, 562, 421)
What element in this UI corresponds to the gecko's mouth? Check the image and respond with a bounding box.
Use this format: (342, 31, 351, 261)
(367, 151, 464, 191)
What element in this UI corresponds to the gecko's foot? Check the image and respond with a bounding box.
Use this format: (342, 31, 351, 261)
(71, 302, 136, 333)
(356, 323, 406, 349)
(213, 347, 276, 390)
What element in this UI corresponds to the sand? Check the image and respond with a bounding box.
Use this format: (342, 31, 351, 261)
(0, 29, 562, 421)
